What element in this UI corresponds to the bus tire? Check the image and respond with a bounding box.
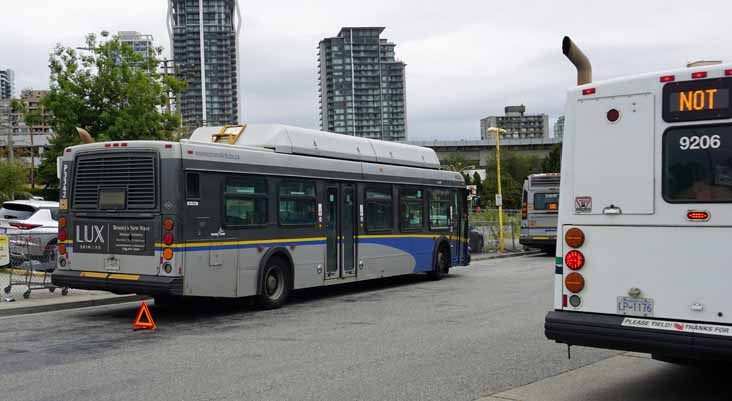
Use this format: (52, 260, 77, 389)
(429, 245, 450, 280)
(256, 256, 291, 309)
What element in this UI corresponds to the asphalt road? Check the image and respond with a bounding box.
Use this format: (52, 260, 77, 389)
(0, 255, 706, 401)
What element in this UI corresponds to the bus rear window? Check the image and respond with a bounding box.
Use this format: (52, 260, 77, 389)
(534, 193, 559, 210)
(663, 124, 732, 203)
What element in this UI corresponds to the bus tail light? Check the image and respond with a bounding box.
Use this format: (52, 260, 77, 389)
(686, 210, 710, 221)
(163, 218, 174, 231)
(58, 229, 67, 242)
(565, 250, 585, 270)
(163, 233, 174, 246)
(565, 272, 585, 293)
(521, 201, 527, 219)
(163, 248, 174, 260)
(564, 228, 585, 248)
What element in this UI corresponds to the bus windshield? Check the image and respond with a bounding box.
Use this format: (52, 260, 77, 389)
(663, 123, 732, 203)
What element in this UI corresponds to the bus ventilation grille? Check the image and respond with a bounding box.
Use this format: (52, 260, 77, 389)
(530, 176, 561, 187)
(72, 153, 158, 210)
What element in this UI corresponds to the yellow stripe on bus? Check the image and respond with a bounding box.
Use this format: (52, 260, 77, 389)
(80, 272, 108, 279)
(154, 236, 328, 248)
(108, 274, 140, 281)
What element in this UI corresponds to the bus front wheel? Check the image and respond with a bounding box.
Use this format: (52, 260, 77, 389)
(256, 257, 291, 309)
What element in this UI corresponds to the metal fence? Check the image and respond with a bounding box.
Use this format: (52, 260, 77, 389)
(1, 234, 68, 301)
(469, 209, 525, 253)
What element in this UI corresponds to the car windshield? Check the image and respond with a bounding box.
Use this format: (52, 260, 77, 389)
(0, 204, 36, 220)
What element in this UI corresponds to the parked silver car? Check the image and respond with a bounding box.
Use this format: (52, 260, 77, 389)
(0, 200, 59, 261)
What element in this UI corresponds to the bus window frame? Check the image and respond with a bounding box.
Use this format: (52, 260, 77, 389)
(661, 122, 732, 204)
(222, 175, 269, 228)
(277, 179, 318, 227)
(533, 192, 559, 212)
(429, 189, 451, 231)
(364, 184, 394, 233)
(398, 186, 425, 232)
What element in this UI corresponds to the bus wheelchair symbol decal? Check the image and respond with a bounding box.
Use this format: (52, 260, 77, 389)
(574, 196, 592, 213)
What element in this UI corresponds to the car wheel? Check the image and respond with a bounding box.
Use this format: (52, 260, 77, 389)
(255, 257, 291, 309)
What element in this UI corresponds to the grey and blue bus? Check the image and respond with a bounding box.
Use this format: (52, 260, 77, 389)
(520, 173, 560, 254)
(52, 124, 470, 308)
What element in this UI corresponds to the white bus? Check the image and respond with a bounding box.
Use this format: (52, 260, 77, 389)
(545, 37, 732, 363)
(52, 124, 469, 308)
(520, 173, 560, 254)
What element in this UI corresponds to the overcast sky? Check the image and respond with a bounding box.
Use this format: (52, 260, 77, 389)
(3, 0, 732, 140)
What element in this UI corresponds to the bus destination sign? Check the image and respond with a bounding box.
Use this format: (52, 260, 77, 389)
(663, 77, 732, 122)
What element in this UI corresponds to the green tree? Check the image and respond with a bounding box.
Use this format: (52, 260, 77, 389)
(442, 153, 473, 172)
(37, 31, 187, 189)
(482, 149, 541, 209)
(0, 160, 29, 203)
(541, 144, 562, 173)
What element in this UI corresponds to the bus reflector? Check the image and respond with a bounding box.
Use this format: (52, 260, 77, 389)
(660, 75, 675, 82)
(565, 250, 585, 270)
(564, 228, 585, 248)
(565, 272, 585, 293)
(163, 248, 174, 260)
(582, 88, 596, 95)
(691, 71, 707, 79)
(686, 210, 710, 221)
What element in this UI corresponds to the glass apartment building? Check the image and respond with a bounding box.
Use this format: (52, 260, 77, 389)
(318, 27, 407, 142)
(167, 0, 241, 128)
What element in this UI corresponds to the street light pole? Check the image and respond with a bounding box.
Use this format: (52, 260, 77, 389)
(488, 127, 506, 253)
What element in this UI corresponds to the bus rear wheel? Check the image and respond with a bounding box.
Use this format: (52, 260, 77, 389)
(256, 257, 291, 309)
(429, 247, 450, 280)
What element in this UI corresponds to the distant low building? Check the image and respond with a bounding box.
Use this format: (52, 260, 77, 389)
(480, 105, 549, 142)
(554, 115, 565, 139)
(0, 89, 52, 167)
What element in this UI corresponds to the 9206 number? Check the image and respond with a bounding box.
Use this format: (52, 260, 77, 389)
(680, 135, 721, 150)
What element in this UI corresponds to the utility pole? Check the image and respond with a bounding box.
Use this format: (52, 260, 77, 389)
(488, 127, 506, 253)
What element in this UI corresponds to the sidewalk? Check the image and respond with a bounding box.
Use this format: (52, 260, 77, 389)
(0, 287, 146, 317)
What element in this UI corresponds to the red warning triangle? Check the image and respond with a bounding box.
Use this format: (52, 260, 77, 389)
(133, 302, 156, 331)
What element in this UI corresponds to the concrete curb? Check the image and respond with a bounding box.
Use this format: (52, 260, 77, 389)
(471, 249, 544, 262)
(0, 294, 149, 317)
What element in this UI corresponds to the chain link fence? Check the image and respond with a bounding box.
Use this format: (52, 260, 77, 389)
(469, 209, 525, 253)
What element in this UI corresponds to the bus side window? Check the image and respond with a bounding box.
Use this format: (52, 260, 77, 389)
(365, 185, 394, 232)
(186, 172, 200, 199)
(429, 190, 450, 230)
(399, 187, 424, 231)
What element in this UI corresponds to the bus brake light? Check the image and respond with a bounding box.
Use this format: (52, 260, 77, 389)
(163, 233, 174, 246)
(565, 250, 585, 270)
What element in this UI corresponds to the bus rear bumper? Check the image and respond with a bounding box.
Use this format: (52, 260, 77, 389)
(52, 269, 184, 296)
(545, 310, 732, 362)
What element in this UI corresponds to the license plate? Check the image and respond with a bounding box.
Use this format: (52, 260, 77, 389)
(104, 258, 120, 271)
(617, 296, 654, 317)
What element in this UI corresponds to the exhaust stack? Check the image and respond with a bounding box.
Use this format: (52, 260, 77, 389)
(76, 127, 94, 144)
(562, 36, 592, 85)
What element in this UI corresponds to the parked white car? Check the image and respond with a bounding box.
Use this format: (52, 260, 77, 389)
(0, 200, 59, 262)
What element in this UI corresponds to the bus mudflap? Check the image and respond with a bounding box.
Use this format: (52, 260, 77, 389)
(545, 310, 732, 362)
